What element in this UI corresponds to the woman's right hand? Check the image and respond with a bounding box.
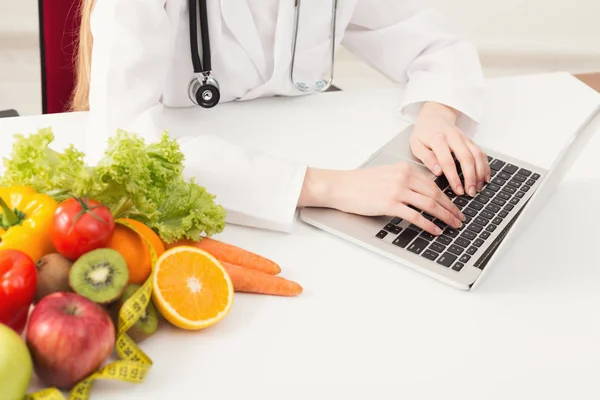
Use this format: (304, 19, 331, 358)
(299, 163, 465, 235)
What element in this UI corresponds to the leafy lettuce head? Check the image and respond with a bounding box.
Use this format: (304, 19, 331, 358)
(0, 128, 226, 242)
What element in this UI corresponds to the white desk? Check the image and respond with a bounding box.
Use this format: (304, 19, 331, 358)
(2, 72, 600, 400)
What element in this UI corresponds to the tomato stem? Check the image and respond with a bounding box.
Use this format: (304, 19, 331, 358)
(68, 197, 109, 234)
(0, 197, 24, 229)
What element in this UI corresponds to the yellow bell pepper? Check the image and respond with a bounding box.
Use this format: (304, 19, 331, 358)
(0, 186, 58, 262)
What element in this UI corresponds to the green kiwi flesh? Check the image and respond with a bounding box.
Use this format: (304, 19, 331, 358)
(69, 248, 129, 304)
(109, 284, 159, 343)
(35, 253, 74, 303)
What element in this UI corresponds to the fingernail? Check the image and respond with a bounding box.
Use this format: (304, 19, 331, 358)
(486, 174, 491, 183)
(456, 186, 464, 195)
(459, 211, 465, 221)
(433, 164, 442, 175)
(477, 182, 484, 192)
(435, 226, 443, 235)
(468, 186, 477, 197)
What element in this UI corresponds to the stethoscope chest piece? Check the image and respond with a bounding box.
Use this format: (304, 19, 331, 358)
(189, 74, 220, 108)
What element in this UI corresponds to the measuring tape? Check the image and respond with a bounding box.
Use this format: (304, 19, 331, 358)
(26, 219, 159, 400)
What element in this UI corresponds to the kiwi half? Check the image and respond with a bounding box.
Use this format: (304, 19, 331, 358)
(34, 253, 74, 303)
(108, 284, 159, 343)
(69, 248, 129, 304)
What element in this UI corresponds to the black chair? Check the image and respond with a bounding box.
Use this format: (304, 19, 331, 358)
(0, 109, 19, 118)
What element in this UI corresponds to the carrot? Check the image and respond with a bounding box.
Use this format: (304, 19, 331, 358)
(167, 237, 282, 275)
(221, 262, 303, 297)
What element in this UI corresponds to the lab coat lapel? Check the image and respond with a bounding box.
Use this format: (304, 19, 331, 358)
(220, 0, 268, 81)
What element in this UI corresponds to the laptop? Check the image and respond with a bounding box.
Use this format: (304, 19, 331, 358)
(299, 104, 600, 290)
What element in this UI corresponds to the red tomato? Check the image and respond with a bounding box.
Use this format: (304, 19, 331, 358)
(0, 249, 37, 335)
(51, 197, 115, 260)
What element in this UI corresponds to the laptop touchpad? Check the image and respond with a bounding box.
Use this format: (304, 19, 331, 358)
(363, 151, 436, 182)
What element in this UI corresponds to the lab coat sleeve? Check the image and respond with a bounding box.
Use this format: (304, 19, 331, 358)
(341, 0, 485, 134)
(85, 0, 307, 233)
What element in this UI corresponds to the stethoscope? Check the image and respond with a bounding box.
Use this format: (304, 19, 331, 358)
(188, 0, 339, 108)
(188, 0, 220, 108)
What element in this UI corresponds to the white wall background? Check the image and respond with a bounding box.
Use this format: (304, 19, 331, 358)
(426, 0, 600, 56)
(1, 0, 599, 56)
(0, 0, 39, 35)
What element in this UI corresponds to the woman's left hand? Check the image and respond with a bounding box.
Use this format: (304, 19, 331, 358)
(409, 102, 491, 198)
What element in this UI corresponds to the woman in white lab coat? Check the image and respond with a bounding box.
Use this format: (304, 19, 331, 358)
(71, 0, 490, 236)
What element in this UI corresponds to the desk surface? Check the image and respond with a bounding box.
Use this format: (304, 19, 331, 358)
(1, 72, 600, 400)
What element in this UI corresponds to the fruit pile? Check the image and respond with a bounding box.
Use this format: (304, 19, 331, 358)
(0, 187, 302, 400)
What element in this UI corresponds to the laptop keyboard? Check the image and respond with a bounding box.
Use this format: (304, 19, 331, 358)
(374, 156, 542, 272)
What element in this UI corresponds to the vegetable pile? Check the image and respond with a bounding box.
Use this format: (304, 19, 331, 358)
(0, 128, 226, 243)
(0, 127, 304, 399)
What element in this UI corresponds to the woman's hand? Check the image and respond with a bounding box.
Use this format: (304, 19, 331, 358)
(409, 102, 491, 197)
(299, 163, 464, 236)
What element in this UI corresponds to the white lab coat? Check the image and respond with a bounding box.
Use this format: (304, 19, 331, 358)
(84, 0, 484, 233)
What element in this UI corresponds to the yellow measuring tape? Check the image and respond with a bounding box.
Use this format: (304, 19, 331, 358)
(25, 219, 159, 400)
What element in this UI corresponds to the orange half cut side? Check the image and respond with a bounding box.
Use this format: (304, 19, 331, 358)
(152, 246, 234, 330)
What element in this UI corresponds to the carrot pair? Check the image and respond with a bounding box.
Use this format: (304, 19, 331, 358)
(166, 237, 303, 297)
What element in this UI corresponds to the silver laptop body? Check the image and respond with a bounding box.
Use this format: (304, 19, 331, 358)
(300, 106, 600, 290)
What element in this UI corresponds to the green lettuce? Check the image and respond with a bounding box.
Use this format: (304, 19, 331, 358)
(0, 128, 226, 243)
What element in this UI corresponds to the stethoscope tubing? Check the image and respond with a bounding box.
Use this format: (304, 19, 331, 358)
(290, 0, 338, 93)
(188, 0, 211, 74)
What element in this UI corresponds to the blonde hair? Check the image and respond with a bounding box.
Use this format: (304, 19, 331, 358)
(70, 0, 95, 112)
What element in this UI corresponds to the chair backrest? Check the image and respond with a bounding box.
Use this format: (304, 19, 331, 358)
(38, 0, 82, 114)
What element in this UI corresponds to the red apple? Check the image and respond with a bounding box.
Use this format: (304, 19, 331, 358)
(25, 292, 115, 389)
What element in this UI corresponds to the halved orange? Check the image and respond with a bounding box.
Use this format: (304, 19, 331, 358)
(152, 246, 234, 330)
